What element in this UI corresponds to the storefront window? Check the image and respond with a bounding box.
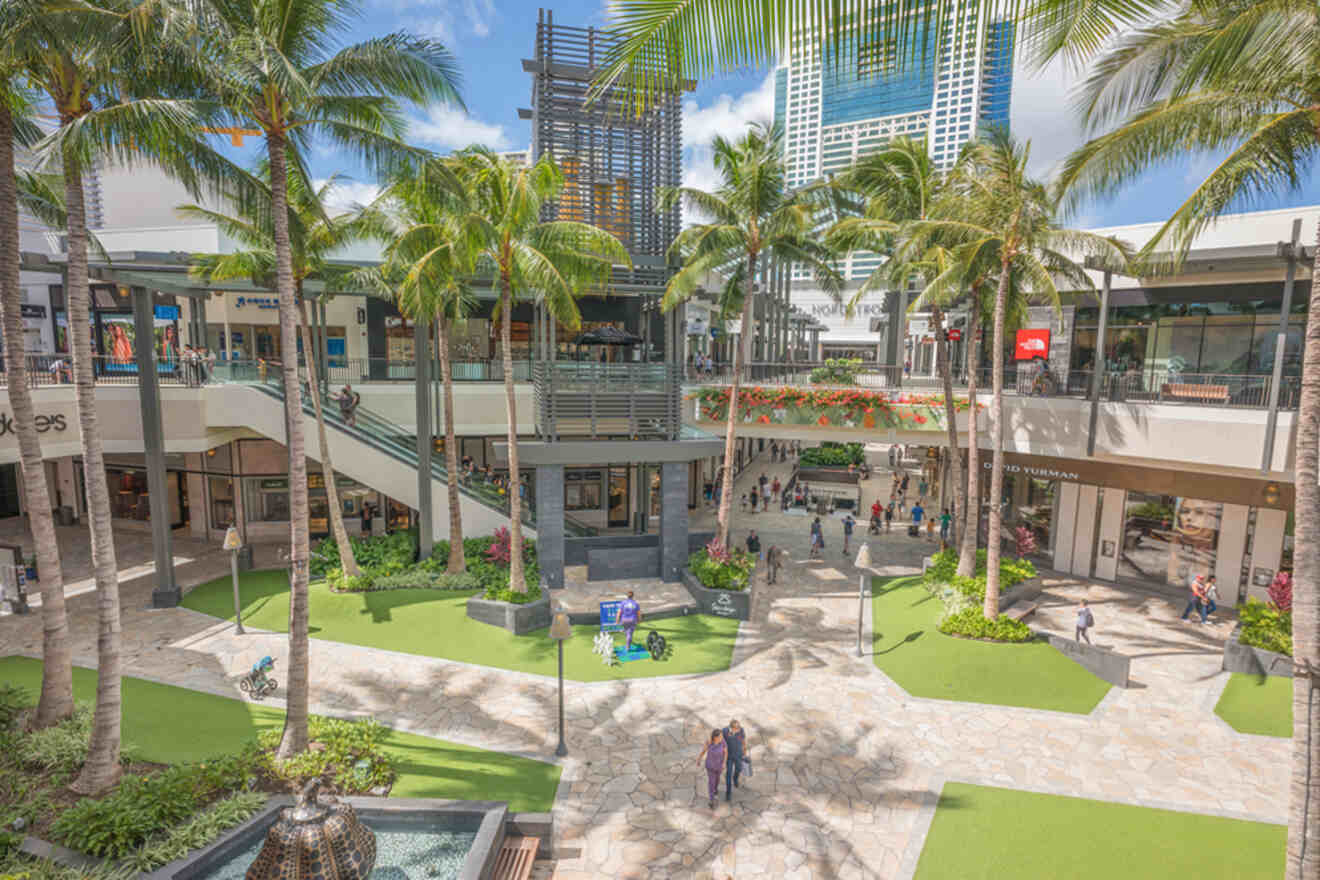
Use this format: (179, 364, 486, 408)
(209, 476, 235, 529)
(1118, 493, 1222, 588)
(565, 470, 602, 511)
(107, 468, 185, 526)
(244, 477, 291, 523)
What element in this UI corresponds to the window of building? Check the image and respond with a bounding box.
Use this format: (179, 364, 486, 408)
(1118, 492, 1222, 588)
(565, 470, 603, 511)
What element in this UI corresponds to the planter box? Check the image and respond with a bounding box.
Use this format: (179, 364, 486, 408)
(797, 466, 860, 485)
(681, 568, 752, 621)
(466, 594, 551, 635)
(1223, 623, 1293, 678)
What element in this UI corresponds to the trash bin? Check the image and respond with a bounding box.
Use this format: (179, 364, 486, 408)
(236, 544, 255, 571)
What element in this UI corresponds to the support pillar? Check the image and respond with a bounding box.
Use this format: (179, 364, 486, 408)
(536, 464, 565, 588)
(134, 288, 178, 607)
(1086, 271, 1112, 456)
(658, 461, 689, 582)
(1262, 218, 1303, 472)
(414, 319, 433, 559)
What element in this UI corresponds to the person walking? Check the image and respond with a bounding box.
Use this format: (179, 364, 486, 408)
(842, 513, 855, 555)
(749, 490, 758, 514)
(699, 729, 727, 810)
(1204, 575, 1220, 619)
(939, 508, 952, 544)
(771, 476, 782, 500)
(1076, 599, 1095, 644)
(918, 477, 928, 501)
(740, 493, 748, 513)
(360, 502, 372, 537)
(911, 501, 925, 534)
(809, 517, 824, 559)
(761, 481, 771, 511)
(721, 720, 748, 802)
(746, 530, 762, 561)
(620, 590, 642, 652)
(884, 503, 893, 533)
(765, 545, 781, 584)
(1180, 575, 1208, 624)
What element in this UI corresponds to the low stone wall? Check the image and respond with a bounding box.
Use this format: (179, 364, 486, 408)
(587, 546, 660, 581)
(797, 466, 860, 485)
(465, 594, 551, 635)
(507, 813, 554, 859)
(1032, 628, 1131, 688)
(1223, 624, 1293, 678)
(564, 531, 714, 566)
(566, 604, 699, 626)
(680, 568, 752, 621)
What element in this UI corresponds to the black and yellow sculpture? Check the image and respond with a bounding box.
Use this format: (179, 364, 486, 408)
(246, 778, 376, 880)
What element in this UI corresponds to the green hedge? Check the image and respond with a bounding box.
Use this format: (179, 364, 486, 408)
(687, 547, 755, 591)
(938, 607, 1034, 642)
(809, 358, 863, 386)
(321, 532, 540, 601)
(922, 548, 1038, 643)
(1240, 598, 1292, 656)
(799, 442, 865, 468)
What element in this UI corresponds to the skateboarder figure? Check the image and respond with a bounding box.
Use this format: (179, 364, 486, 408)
(620, 590, 642, 651)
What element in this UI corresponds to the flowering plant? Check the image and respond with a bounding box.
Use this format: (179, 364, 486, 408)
(1268, 570, 1292, 613)
(689, 385, 980, 432)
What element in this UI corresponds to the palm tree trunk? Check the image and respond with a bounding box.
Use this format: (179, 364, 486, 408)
(500, 277, 526, 591)
(1286, 215, 1320, 878)
(933, 305, 962, 549)
(983, 267, 1011, 620)
(63, 146, 121, 796)
(437, 313, 465, 573)
(0, 104, 72, 729)
(296, 297, 359, 577)
(270, 137, 310, 758)
(715, 252, 757, 549)
(957, 286, 983, 578)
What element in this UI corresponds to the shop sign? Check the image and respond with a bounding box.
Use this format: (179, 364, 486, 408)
(1015, 328, 1050, 360)
(235, 296, 279, 310)
(259, 478, 289, 490)
(0, 413, 67, 436)
(946, 329, 962, 341)
(154, 305, 179, 321)
(708, 592, 738, 617)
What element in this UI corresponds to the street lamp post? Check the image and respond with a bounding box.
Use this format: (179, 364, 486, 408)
(548, 606, 573, 757)
(854, 543, 874, 657)
(223, 526, 244, 634)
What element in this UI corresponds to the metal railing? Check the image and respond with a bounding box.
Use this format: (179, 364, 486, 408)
(534, 361, 682, 439)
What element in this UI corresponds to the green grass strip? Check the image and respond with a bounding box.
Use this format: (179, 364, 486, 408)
(0, 656, 559, 812)
(915, 782, 1285, 880)
(871, 576, 1111, 714)
(1215, 672, 1292, 738)
(182, 570, 739, 682)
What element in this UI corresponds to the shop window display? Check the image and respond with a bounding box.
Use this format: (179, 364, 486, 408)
(1118, 492, 1222, 588)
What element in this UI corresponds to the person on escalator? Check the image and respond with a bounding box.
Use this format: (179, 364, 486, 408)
(337, 384, 361, 427)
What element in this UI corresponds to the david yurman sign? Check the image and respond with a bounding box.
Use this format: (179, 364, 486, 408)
(0, 413, 67, 436)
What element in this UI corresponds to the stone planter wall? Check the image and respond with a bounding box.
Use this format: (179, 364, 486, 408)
(466, 594, 551, 635)
(1030, 629, 1131, 688)
(680, 568, 752, 621)
(1223, 623, 1293, 677)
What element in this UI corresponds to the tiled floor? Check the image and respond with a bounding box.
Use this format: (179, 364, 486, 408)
(0, 448, 1286, 879)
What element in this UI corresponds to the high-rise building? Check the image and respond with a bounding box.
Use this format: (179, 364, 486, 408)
(776, 7, 1015, 281)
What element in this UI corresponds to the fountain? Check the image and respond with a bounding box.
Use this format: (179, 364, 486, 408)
(246, 779, 376, 880)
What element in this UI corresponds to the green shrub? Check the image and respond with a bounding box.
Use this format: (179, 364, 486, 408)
(256, 717, 394, 795)
(921, 548, 1036, 605)
(1240, 598, 1292, 656)
(125, 791, 267, 872)
(799, 442, 865, 468)
(687, 547, 755, 591)
(311, 530, 415, 578)
(51, 749, 257, 860)
(809, 358, 862, 386)
(0, 685, 29, 730)
(322, 532, 537, 596)
(938, 607, 1034, 642)
(14, 704, 139, 774)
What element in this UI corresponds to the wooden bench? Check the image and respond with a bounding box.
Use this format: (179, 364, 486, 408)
(493, 837, 540, 880)
(1161, 383, 1230, 404)
(1003, 601, 1039, 622)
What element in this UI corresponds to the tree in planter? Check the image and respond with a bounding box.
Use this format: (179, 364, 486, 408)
(0, 30, 73, 728)
(918, 130, 1128, 619)
(186, 0, 461, 757)
(449, 148, 630, 593)
(659, 122, 840, 549)
(184, 168, 373, 578)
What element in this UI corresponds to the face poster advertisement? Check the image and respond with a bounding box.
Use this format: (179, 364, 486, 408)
(1165, 497, 1223, 586)
(98, 314, 181, 369)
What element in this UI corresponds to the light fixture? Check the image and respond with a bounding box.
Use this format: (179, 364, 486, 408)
(1264, 483, 1280, 506)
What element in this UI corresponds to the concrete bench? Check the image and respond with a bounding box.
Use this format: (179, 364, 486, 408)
(1161, 383, 1229, 403)
(1003, 601, 1038, 622)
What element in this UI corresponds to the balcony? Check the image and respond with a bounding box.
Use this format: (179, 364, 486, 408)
(534, 361, 682, 440)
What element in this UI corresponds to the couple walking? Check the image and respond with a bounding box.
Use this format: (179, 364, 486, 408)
(698, 720, 751, 809)
(1180, 574, 1220, 624)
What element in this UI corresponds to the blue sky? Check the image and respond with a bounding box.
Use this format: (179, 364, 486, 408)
(291, 0, 1320, 236)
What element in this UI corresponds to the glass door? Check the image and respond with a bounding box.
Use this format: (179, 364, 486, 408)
(608, 466, 630, 527)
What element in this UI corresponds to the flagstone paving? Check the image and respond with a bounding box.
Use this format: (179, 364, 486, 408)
(0, 451, 1288, 879)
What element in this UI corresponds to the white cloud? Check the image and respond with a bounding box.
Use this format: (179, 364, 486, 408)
(369, 0, 495, 43)
(1009, 55, 1085, 181)
(409, 106, 511, 151)
(463, 0, 495, 38)
(678, 73, 777, 225)
(314, 179, 381, 215)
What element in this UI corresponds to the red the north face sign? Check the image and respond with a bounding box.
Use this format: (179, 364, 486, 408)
(946, 329, 962, 341)
(1015, 328, 1050, 360)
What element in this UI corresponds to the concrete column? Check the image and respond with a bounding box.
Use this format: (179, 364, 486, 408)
(1070, 485, 1099, 578)
(1054, 482, 1080, 572)
(134, 288, 178, 607)
(414, 319, 433, 560)
(1093, 488, 1125, 581)
(1216, 503, 1250, 605)
(1249, 508, 1287, 602)
(658, 461, 689, 582)
(536, 464, 565, 588)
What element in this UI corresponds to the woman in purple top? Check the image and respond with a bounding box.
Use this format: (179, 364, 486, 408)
(698, 729, 727, 809)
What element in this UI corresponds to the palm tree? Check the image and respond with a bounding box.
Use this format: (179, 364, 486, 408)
(658, 122, 839, 549)
(0, 13, 73, 729)
(826, 138, 968, 553)
(450, 148, 631, 592)
(17, 0, 250, 795)
(919, 130, 1128, 617)
(368, 159, 473, 574)
(182, 167, 369, 578)
(1046, 2, 1320, 870)
(186, 0, 461, 757)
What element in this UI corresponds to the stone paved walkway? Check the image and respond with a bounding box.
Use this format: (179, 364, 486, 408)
(0, 450, 1288, 879)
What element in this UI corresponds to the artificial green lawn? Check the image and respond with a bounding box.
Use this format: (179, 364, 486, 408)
(0, 656, 559, 812)
(1215, 672, 1293, 737)
(182, 570, 739, 682)
(871, 576, 1111, 713)
(914, 782, 1285, 880)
